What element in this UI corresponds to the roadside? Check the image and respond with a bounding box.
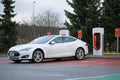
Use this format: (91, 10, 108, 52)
(86, 54, 120, 59)
(0, 53, 7, 57)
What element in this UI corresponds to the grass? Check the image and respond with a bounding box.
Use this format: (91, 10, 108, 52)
(104, 52, 120, 54)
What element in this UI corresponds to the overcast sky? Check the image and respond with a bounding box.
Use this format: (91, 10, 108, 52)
(0, 0, 73, 23)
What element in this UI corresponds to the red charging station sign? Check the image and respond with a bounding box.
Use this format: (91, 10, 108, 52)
(78, 30, 82, 39)
(47, 32, 51, 35)
(115, 28, 120, 37)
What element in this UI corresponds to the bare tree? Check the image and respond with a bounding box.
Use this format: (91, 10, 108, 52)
(20, 9, 63, 27)
(34, 9, 61, 27)
(16, 9, 63, 44)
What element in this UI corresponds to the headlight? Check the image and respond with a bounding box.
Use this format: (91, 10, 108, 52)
(20, 48, 31, 51)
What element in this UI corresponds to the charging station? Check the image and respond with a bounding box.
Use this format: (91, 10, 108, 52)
(93, 28, 104, 55)
(59, 30, 69, 36)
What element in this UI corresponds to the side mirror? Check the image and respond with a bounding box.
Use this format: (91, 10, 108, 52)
(49, 41, 55, 45)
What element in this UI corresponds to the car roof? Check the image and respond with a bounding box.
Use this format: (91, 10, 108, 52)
(45, 35, 78, 39)
(45, 35, 70, 37)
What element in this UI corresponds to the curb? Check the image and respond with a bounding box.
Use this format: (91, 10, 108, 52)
(86, 54, 120, 59)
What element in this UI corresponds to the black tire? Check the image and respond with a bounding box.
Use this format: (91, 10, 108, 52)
(13, 60, 21, 63)
(75, 48, 85, 60)
(32, 50, 44, 63)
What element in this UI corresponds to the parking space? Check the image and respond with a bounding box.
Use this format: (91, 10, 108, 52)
(42, 58, 120, 68)
(0, 57, 120, 68)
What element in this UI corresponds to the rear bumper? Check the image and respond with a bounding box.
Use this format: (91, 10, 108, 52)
(84, 45, 89, 55)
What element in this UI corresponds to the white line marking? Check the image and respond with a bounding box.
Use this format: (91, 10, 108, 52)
(65, 74, 120, 80)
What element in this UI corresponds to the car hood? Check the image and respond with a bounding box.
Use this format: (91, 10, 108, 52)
(9, 44, 44, 51)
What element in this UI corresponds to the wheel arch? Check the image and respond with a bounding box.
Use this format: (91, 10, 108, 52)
(76, 47, 85, 53)
(33, 48, 45, 58)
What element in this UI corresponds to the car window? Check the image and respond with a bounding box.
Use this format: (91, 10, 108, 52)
(30, 36, 55, 44)
(63, 36, 77, 43)
(52, 37, 63, 43)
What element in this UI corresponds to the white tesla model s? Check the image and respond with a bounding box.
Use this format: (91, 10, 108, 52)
(7, 35, 88, 63)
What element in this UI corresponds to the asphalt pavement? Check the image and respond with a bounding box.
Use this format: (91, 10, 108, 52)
(0, 53, 120, 80)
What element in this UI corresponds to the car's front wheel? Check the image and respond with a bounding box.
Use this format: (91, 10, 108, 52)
(32, 50, 44, 63)
(75, 48, 85, 60)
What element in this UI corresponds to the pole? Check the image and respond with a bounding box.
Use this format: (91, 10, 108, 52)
(33, 1, 36, 38)
(117, 37, 119, 53)
(33, 1, 36, 25)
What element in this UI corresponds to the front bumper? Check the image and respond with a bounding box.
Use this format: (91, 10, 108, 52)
(7, 51, 31, 60)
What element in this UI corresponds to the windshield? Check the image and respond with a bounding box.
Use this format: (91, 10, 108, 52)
(29, 35, 55, 44)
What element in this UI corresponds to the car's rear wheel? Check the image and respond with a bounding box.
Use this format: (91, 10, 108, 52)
(75, 48, 85, 60)
(32, 50, 44, 63)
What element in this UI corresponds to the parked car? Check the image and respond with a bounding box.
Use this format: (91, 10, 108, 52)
(7, 35, 88, 63)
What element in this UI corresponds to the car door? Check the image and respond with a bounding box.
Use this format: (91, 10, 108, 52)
(62, 36, 77, 56)
(46, 37, 68, 58)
